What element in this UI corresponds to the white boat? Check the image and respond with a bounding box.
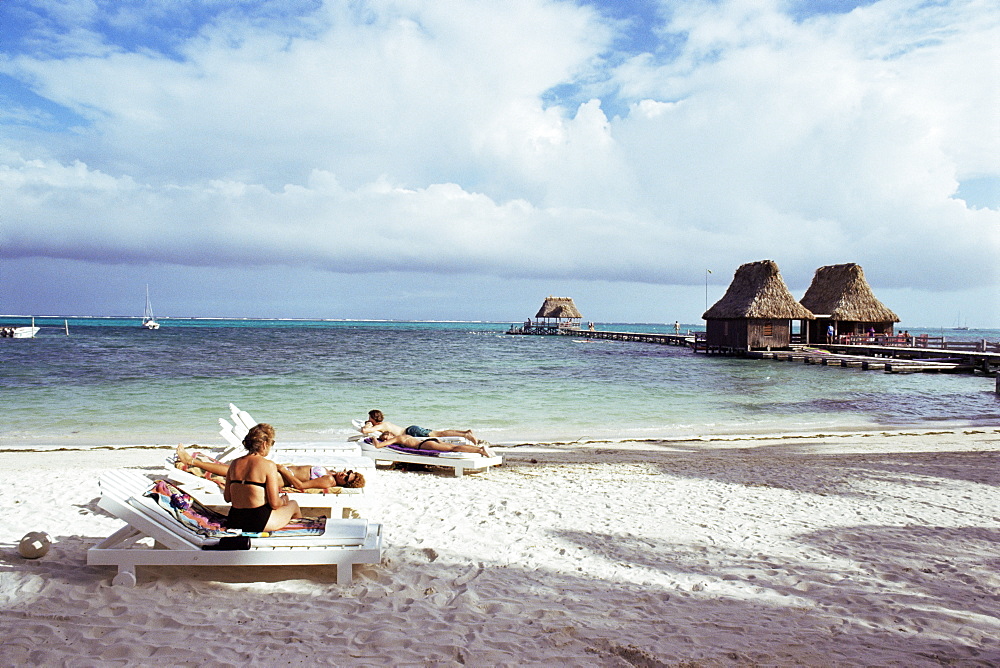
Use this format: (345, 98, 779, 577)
(10, 317, 39, 338)
(141, 285, 160, 330)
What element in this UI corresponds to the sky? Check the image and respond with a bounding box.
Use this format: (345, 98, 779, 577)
(0, 0, 998, 327)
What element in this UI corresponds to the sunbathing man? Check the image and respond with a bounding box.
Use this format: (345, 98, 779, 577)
(371, 431, 495, 458)
(175, 445, 365, 491)
(362, 409, 479, 445)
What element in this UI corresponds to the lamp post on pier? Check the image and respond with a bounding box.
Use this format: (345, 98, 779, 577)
(705, 269, 712, 313)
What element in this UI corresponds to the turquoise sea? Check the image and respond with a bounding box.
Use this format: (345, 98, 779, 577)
(1, 317, 998, 450)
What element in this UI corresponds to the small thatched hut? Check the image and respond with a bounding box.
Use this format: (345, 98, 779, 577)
(702, 260, 814, 351)
(799, 263, 900, 343)
(533, 296, 583, 330)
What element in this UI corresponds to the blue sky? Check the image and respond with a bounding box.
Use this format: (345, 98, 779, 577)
(1, 0, 997, 326)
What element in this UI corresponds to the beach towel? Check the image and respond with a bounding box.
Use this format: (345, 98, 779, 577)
(145, 479, 237, 538)
(145, 480, 327, 538)
(362, 438, 478, 459)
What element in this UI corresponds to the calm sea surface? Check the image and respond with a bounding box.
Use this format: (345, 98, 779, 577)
(1, 317, 997, 449)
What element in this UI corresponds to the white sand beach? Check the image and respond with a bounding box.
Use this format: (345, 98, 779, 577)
(2, 428, 999, 666)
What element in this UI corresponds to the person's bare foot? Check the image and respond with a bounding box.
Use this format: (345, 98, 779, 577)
(175, 444, 196, 466)
(464, 430, 478, 445)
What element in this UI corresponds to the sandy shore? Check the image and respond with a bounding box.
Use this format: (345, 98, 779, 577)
(2, 428, 999, 666)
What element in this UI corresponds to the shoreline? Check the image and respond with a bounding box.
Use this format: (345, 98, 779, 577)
(2, 429, 998, 665)
(3, 424, 998, 454)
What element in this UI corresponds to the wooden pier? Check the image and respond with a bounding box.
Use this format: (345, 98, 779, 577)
(748, 344, 1000, 375)
(506, 324, 695, 347)
(508, 323, 998, 376)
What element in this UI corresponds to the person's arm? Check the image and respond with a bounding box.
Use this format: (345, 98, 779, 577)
(223, 462, 234, 503)
(265, 462, 289, 510)
(275, 464, 305, 492)
(360, 421, 378, 434)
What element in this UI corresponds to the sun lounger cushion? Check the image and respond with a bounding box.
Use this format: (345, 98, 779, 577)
(361, 438, 480, 459)
(385, 445, 479, 459)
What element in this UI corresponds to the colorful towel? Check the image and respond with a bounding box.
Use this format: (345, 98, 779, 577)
(245, 516, 327, 538)
(145, 479, 237, 538)
(386, 445, 444, 457)
(145, 479, 327, 538)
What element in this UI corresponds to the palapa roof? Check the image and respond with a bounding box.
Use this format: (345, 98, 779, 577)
(703, 260, 815, 320)
(799, 263, 899, 322)
(535, 296, 582, 319)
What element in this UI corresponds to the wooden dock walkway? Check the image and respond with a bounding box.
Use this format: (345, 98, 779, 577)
(506, 324, 695, 347)
(748, 345, 1000, 374)
(507, 324, 998, 376)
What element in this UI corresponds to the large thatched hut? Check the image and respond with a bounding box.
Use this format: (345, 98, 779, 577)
(533, 296, 583, 330)
(702, 260, 814, 351)
(799, 263, 900, 343)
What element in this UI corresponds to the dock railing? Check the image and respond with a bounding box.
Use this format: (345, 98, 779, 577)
(837, 334, 999, 353)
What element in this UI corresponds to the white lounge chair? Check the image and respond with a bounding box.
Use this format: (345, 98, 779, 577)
(88, 470, 383, 587)
(224, 404, 362, 459)
(358, 439, 502, 477)
(356, 432, 502, 477)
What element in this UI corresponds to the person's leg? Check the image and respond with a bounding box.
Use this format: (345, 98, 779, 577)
(176, 444, 229, 476)
(420, 438, 489, 456)
(264, 499, 301, 531)
(428, 429, 478, 445)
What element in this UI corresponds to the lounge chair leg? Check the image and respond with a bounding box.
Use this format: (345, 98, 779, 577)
(337, 563, 354, 586)
(112, 567, 137, 587)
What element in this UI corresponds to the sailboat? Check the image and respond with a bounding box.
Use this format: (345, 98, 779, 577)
(141, 285, 160, 330)
(951, 312, 969, 331)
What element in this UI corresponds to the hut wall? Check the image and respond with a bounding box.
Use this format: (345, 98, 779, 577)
(705, 319, 748, 350)
(707, 318, 793, 350)
(747, 319, 791, 349)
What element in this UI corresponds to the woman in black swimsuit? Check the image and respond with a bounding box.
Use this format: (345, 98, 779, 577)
(224, 423, 302, 533)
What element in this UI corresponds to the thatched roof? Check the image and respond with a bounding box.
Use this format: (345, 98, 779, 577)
(799, 263, 899, 322)
(703, 260, 815, 320)
(535, 296, 582, 319)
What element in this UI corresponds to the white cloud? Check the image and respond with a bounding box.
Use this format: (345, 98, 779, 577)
(0, 0, 997, 322)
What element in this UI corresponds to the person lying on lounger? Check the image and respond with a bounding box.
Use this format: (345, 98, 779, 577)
(175, 444, 366, 491)
(361, 409, 479, 445)
(224, 423, 302, 533)
(371, 431, 495, 458)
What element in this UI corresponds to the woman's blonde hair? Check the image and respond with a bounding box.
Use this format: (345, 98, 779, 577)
(243, 423, 275, 454)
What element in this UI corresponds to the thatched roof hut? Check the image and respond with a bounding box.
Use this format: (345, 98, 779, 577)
(701, 260, 813, 352)
(799, 263, 899, 322)
(535, 297, 582, 320)
(799, 263, 899, 342)
(529, 296, 583, 330)
(703, 260, 814, 321)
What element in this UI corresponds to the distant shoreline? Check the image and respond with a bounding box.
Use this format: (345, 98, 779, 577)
(2, 315, 998, 332)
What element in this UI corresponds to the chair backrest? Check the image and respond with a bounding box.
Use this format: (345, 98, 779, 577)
(218, 418, 245, 450)
(229, 403, 258, 433)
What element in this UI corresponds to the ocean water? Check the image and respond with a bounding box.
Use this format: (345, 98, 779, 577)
(1, 317, 998, 450)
